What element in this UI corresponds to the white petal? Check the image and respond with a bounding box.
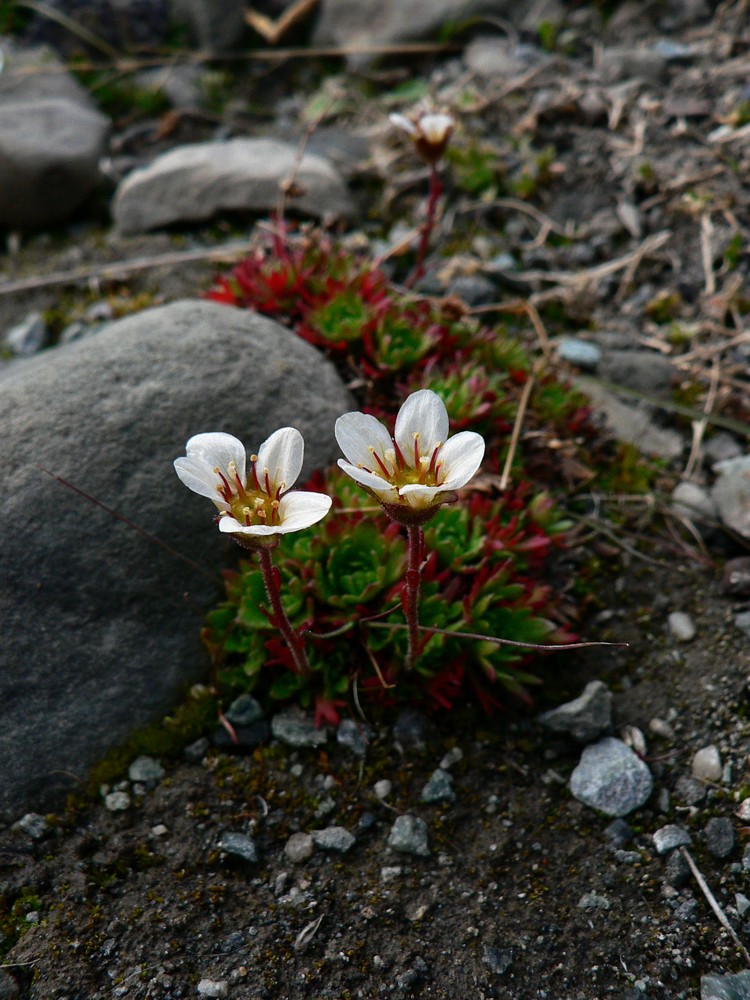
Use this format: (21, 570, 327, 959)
(438, 432, 485, 489)
(256, 427, 304, 493)
(175, 431, 247, 500)
(219, 516, 278, 537)
(389, 112, 417, 135)
(419, 113, 454, 144)
(276, 491, 332, 532)
(394, 390, 449, 468)
(399, 483, 444, 509)
(335, 411, 394, 469)
(337, 460, 399, 501)
(186, 432, 246, 481)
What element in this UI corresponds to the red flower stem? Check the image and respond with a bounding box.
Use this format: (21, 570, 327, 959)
(406, 164, 443, 289)
(257, 546, 310, 676)
(404, 525, 424, 670)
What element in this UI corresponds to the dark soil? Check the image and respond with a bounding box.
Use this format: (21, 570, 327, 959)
(3, 2, 750, 998)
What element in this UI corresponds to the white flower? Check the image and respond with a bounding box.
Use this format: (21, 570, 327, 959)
(174, 428, 332, 541)
(335, 389, 485, 521)
(389, 110, 455, 164)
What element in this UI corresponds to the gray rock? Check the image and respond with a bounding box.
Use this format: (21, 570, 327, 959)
(736, 611, 750, 640)
(569, 737, 653, 817)
(284, 832, 314, 863)
(313, 0, 513, 65)
(113, 139, 353, 235)
(168, 0, 247, 51)
(665, 849, 691, 888)
(311, 826, 356, 853)
(271, 710, 329, 749)
(653, 824, 691, 855)
(723, 558, 750, 597)
(705, 433, 742, 467)
(4, 312, 47, 356)
(336, 719, 371, 757)
(387, 815, 430, 857)
(578, 892, 611, 910)
(105, 791, 131, 812)
(538, 680, 612, 743)
(128, 756, 165, 787)
(447, 274, 498, 307)
(575, 378, 683, 461)
(184, 737, 210, 762)
(484, 946, 513, 975)
(0, 299, 351, 821)
(705, 817, 736, 859)
(599, 46, 668, 85)
(465, 37, 549, 79)
(225, 693, 264, 727)
(556, 337, 602, 372)
(674, 775, 706, 806)
(668, 611, 696, 642)
(692, 745, 722, 783)
(16, 813, 49, 840)
(599, 349, 674, 395)
(420, 769, 455, 804)
(671, 482, 718, 525)
(712, 456, 750, 541)
(218, 831, 258, 863)
(0, 45, 109, 228)
(701, 971, 750, 1000)
(392, 709, 430, 751)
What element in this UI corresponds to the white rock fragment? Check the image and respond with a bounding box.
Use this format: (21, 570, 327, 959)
(692, 745, 722, 783)
(197, 980, 228, 997)
(667, 611, 696, 642)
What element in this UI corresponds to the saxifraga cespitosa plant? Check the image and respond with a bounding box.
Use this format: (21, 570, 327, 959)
(200, 223, 604, 724)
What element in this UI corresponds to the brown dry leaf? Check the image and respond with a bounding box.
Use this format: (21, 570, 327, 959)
(245, 0, 319, 45)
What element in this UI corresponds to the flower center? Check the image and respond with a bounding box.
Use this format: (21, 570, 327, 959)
(362, 433, 445, 491)
(213, 457, 285, 528)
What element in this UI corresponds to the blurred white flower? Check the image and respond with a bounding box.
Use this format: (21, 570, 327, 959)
(389, 110, 455, 164)
(175, 428, 331, 542)
(335, 389, 484, 522)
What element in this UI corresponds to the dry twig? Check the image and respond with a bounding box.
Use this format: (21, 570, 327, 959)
(680, 846, 750, 965)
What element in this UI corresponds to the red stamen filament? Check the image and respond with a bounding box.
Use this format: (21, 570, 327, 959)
(428, 446, 441, 477)
(372, 450, 392, 479)
(215, 468, 232, 502)
(250, 457, 261, 490)
(392, 439, 406, 470)
(413, 435, 420, 469)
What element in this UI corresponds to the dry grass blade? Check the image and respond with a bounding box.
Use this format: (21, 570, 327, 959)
(680, 846, 750, 964)
(683, 358, 720, 481)
(499, 364, 537, 492)
(700, 214, 717, 296)
(246, 0, 319, 44)
(16, 0, 122, 58)
(0, 241, 251, 295)
(294, 915, 324, 952)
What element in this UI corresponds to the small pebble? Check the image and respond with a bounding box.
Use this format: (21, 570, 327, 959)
(705, 817, 736, 859)
(665, 850, 691, 889)
(484, 946, 514, 975)
(556, 336, 602, 371)
(737, 799, 750, 822)
(440, 747, 463, 769)
(578, 892, 611, 911)
(374, 779, 392, 800)
(381, 865, 402, 883)
(151, 824, 168, 837)
(692, 745, 722, 783)
(218, 832, 258, 863)
(736, 893, 750, 917)
(196, 980, 228, 998)
(336, 719, 370, 757)
(128, 756, 165, 786)
(649, 717, 675, 740)
(420, 769, 456, 804)
(105, 791, 131, 812)
(16, 813, 49, 840)
(723, 557, 750, 597)
(184, 737, 210, 762)
(271, 710, 327, 748)
(652, 824, 691, 855)
(284, 832, 314, 864)
(225, 693, 264, 726)
(674, 775, 706, 806)
(5, 311, 47, 355)
(667, 611, 696, 642)
(387, 815, 430, 857)
(311, 826, 355, 853)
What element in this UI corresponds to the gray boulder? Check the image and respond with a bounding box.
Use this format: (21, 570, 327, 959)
(113, 138, 353, 235)
(0, 44, 109, 228)
(0, 299, 351, 822)
(712, 455, 750, 541)
(313, 0, 512, 64)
